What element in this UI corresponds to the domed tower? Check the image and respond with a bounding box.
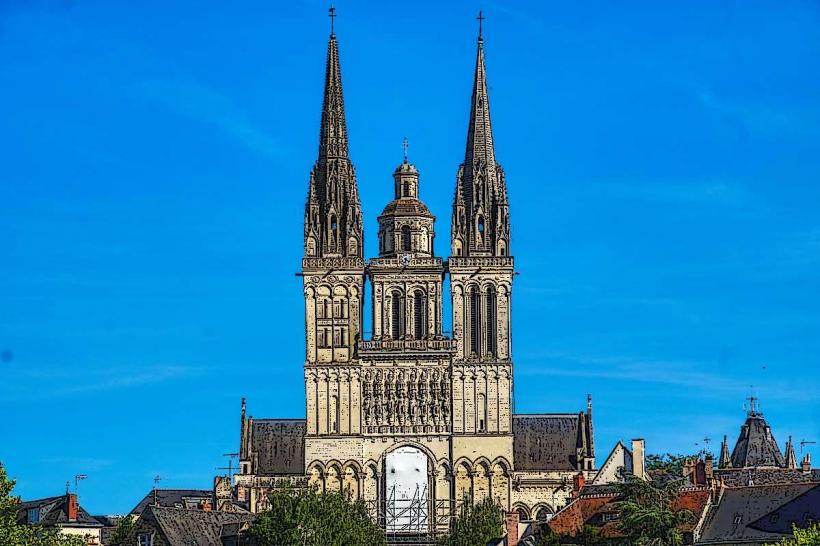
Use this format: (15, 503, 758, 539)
(367, 155, 446, 341)
(377, 160, 435, 259)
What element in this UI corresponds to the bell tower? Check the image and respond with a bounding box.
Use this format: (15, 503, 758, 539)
(449, 23, 514, 449)
(302, 23, 366, 440)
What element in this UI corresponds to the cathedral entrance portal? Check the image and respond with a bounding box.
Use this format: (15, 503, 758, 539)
(384, 446, 430, 534)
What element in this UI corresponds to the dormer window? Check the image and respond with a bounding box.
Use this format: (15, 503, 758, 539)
(27, 508, 39, 524)
(138, 534, 153, 546)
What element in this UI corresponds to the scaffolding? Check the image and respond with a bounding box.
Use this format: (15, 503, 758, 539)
(366, 485, 453, 545)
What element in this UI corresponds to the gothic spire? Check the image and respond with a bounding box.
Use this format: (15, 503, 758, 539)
(719, 435, 732, 469)
(318, 29, 348, 160)
(451, 15, 510, 258)
(785, 436, 797, 469)
(303, 19, 363, 259)
(464, 24, 496, 170)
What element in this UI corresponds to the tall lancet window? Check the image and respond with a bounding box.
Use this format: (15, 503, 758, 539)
(486, 286, 496, 356)
(469, 288, 480, 356)
(391, 292, 404, 340)
(413, 291, 425, 340)
(401, 225, 412, 252)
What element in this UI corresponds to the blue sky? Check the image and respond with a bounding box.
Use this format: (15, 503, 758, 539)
(1, 0, 819, 514)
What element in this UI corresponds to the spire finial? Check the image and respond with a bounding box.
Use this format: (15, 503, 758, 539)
(402, 137, 409, 163)
(329, 3, 337, 36)
(477, 10, 485, 42)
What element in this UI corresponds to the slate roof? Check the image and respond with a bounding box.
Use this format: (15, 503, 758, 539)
(132, 506, 255, 546)
(17, 495, 102, 528)
(513, 414, 589, 471)
(715, 468, 820, 487)
(730, 413, 787, 468)
(379, 198, 433, 218)
(129, 489, 213, 516)
(698, 483, 819, 544)
(252, 419, 306, 475)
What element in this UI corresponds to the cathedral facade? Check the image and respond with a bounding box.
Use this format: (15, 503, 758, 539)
(234, 21, 596, 534)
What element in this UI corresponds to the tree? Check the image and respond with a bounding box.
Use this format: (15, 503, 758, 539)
(438, 497, 505, 546)
(107, 515, 135, 545)
(243, 486, 385, 546)
(645, 451, 710, 479)
(0, 464, 86, 546)
(765, 522, 820, 546)
(536, 524, 619, 546)
(616, 476, 693, 546)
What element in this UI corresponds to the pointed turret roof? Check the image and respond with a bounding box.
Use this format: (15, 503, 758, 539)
(719, 434, 732, 469)
(729, 401, 787, 468)
(785, 436, 797, 469)
(318, 33, 348, 160)
(464, 35, 496, 170)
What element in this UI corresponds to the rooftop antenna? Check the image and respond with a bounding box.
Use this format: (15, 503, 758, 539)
(402, 137, 409, 163)
(800, 440, 817, 456)
(65, 481, 70, 494)
(153, 475, 162, 506)
(476, 10, 485, 42)
(74, 474, 87, 496)
(216, 452, 240, 480)
(329, 3, 337, 37)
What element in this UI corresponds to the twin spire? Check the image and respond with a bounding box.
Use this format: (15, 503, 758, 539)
(307, 10, 507, 260)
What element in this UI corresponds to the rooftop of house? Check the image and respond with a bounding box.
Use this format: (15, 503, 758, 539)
(129, 488, 213, 516)
(128, 505, 255, 546)
(17, 493, 102, 528)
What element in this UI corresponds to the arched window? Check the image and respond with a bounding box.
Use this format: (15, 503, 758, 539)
(486, 286, 496, 356)
(477, 217, 485, 244)
(401, 225, 411, 252)
(391, 292, 403, 340)
(469, 288, 480, 356)
(330, 215, 338, 250)
(413, 291, 425, 339)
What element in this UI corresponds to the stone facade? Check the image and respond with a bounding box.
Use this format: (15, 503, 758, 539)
(233, 24, 597, 532)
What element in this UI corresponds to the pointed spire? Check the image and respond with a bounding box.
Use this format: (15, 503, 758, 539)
(465, 22, 495, 169)
(719, 434, 732, 469)
(318, 28, 348, 160)
(785, 436, 797, 469)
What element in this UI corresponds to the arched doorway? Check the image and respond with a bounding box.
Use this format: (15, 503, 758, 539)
(384, 446, 430, 533)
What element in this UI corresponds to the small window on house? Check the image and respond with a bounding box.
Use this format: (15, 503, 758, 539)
(138, 534, 153, 546)
(733, 514, 743, 525)
(27, 508, 39, 524)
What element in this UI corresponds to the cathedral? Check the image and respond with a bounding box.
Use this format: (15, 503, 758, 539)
(232, 17, 596, 536)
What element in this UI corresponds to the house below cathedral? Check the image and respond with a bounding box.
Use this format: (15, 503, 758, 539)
(229, 13, 597, 540)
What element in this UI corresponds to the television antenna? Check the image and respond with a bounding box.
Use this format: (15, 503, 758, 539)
(216, 452, 240, 480)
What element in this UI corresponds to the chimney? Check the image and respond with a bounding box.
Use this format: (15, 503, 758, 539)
(505, 511, 520, 546)
(200, 499, 212, 512)
(631, 439, 646, 480)
(704, 454, 714, 480)
(66, 493, 78, 522)
(802, 453, 812, 473)
(572, 472, 585, 495)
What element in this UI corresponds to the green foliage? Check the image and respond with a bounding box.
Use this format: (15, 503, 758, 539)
(616, 476, 693, 546)
(645, 451, 710, 477)
(0, 464, 86, 546)
(108, 515, 135, 545)
(438, 497, 505, 546)
(243, 486, 385, 546)
(765, 522, 820, 545)
(536, 524, 618, 546)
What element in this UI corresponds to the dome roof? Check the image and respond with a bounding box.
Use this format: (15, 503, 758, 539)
(379, 197, 433, 218)
(394, 161, 419, 175)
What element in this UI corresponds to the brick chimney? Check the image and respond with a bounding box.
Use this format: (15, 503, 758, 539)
(802, 453, 812, 473)
(505, 511, 520, 546)
(66, 493, 78, 522)
(572, 471, 585, 496)
(631, 439, 646, 480)
(199, 499, 212, 512)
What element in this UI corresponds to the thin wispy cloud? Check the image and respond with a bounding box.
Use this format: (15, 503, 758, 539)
(138, 80, 280, 158)
(0, 364, 197, 401)
(518, 351, 816, 402)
